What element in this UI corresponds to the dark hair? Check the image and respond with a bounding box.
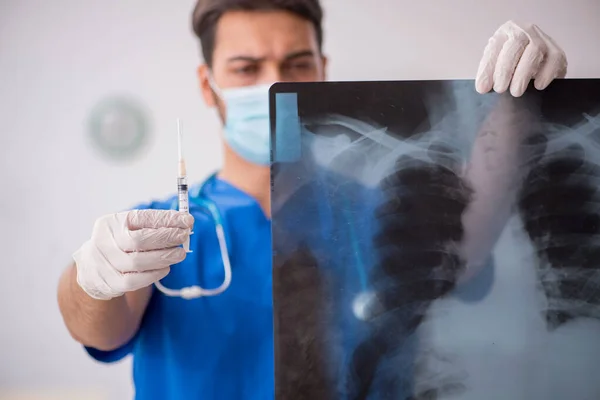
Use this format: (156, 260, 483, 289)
(192, 0, 324, 66)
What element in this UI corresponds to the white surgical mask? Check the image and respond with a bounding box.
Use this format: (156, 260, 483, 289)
(209, 75, 274, 165)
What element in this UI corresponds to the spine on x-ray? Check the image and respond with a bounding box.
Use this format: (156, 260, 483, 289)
(458, 96, 540, 283)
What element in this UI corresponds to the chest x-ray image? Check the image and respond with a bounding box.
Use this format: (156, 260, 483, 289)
(269, 79, 600, 400)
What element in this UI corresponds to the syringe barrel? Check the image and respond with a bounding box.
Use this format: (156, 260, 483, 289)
(177, 176, 189, 214)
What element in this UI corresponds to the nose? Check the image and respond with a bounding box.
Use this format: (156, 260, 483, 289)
(259, 62, 284, 85)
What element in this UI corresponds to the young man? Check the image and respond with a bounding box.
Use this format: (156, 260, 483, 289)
(57, 0, 567, 398)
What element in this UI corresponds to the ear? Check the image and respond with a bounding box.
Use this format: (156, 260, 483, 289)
(320, 54, 329, 81)
(197, 64, 217, 108)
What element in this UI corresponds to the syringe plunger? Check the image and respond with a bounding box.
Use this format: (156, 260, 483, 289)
(177, 118, 187, 177)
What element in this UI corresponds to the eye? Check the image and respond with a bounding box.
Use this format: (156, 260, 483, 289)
(286, 61, 314, 71)
(234, 64, 259, 75)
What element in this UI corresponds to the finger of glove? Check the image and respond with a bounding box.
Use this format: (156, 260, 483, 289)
(110, 267, 171, 294)
(493, 30, 529, 94)
(475, 28, 508, 94)
(117, 226, 191, 252)
(509, 41, 546, 97)
(126, 209, 194, 230)
(532, 25, 568, 90)
(114, 247, 187, 273)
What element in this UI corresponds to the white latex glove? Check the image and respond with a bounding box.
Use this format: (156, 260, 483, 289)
(475, 20, 568, 97)
(73, 209, 194, 300)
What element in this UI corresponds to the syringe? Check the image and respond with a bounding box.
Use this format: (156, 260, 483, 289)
(177, 118, 191, 253)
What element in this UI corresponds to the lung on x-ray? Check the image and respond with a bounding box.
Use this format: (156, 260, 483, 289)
(269, 79, 600, 400)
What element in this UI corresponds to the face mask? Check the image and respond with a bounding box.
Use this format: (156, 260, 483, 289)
(209, 76, 273, 165)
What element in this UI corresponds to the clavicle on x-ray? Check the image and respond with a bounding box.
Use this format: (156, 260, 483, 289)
(270, 79, 600, 400)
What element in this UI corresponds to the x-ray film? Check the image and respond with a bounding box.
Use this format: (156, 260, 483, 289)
(269, 79, 600, 400)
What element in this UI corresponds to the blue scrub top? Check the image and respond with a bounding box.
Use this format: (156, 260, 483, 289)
(85, 176, 274, 400)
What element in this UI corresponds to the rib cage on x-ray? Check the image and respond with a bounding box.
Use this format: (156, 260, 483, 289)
(345, 147, 472, 399)
(274, 118, 476, 399)
(271, 80, 600, 400)
(518, 116, 600, 331)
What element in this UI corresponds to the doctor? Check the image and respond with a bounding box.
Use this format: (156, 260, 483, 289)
(56, 0, 567, 398)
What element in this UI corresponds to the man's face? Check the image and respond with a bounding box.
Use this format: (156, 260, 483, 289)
(198, 9, 327, 109)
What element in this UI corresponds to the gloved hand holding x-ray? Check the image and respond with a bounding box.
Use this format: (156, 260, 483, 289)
(475, 20, 568, 97)
(270, 23, 600, 400)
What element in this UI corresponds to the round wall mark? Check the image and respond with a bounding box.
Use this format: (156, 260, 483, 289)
(87, 95, 151, 162)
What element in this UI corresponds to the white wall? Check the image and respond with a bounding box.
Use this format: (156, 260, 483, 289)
(0, 0, 598, 398)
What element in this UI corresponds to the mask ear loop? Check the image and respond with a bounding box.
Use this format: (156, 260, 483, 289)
(206, 72, 224, 99)
(206, 72, 229, 126)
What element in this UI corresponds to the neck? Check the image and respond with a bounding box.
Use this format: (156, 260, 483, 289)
(218, 144, 271, 218)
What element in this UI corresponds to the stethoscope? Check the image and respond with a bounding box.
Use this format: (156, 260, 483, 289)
(154, 174, 233, 300)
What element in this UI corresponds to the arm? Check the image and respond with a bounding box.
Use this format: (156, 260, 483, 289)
(57, 262, 152, 351)
(56, 209, 193, 352)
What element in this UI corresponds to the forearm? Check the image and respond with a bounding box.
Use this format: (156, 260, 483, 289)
(57, 263, 152, 351)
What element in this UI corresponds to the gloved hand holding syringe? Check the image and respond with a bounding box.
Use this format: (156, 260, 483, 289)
(72, 119, 195, 301)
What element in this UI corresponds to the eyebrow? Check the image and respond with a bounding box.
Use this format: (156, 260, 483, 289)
(284, 50, 316, 61)
(226, 50, 316, 63)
